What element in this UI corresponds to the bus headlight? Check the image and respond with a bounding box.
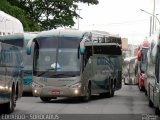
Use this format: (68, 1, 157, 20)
(70, 83, 81, 88)
(32, 82, 44, 88)
(74, 89, 79, 95)
(34, 89, 38, 93)
(0, 86, 5, 90)
(0, 85, 9, 92)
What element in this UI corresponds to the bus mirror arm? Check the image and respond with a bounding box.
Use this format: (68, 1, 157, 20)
(80, 42, 85, 55)
(26, 39, 34, 55)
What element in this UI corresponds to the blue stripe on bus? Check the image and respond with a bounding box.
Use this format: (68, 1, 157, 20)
(23, 76, 32, 85)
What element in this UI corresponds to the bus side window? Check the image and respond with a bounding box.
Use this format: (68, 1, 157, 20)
(82, 46, 92, 71)
(155, 47, 160, 83)
(33, 41, 39, 74)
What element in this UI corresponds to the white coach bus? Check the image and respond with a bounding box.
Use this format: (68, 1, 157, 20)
(0, 33, 24, 113)
(27, 29, 122, 102)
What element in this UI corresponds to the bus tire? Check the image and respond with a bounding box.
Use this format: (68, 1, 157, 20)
(83, 83, 91, 102)
(149, 99, 153, 107)
(145, 89, 147, 96)
(108, 83, 115, 97)
(4, 85, 16, 114)
(40, 97, 51, 102)
(155, 107, 160, 115)
(124, 78, 127, 85)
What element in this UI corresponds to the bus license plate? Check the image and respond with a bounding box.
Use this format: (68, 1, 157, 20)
(52, 90, 60, 95)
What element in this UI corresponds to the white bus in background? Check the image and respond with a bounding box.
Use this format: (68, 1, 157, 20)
(123, 56, 138, 85)
(23, 32, 38, 94)
(0, 11, 24, 36)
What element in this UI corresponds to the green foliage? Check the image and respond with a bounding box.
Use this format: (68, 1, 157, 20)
(5, 0, 98, 31)
(0, 0, 41, 31)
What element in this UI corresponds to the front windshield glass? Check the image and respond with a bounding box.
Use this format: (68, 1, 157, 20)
(33, 36, 81, 77)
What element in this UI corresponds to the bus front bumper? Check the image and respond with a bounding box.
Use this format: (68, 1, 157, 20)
(0, 93, 10, 104)
(23, 85, 32, 93)
(32, 86, 84, 97)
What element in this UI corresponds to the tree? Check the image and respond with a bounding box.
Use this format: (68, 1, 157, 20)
(0, 0, 41, 31)
(7, 0, 99, 30)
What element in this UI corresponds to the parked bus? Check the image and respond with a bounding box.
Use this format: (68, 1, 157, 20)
(123, 56, 138, 85)
(147, 30, 160, 115)
(0, 33, 24, 113)
(23, 33, 37, 94)
(27, 29, 122, 102)
(137, 40, 150, 91)
(0, 11, 23, 36)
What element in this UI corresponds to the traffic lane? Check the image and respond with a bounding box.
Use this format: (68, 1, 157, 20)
(12, 85, 155, 114)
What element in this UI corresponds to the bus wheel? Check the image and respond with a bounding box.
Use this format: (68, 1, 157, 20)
(40, 97, 51, 102)
(4, 86, 16, 114)
(124, 78, 127, 85)
(155, 107, 160, 115)
(145, 89, 147, 96)
(108, 84, 115, 97)
(149, 99, 153, 107)
(83, 84, 91, 102)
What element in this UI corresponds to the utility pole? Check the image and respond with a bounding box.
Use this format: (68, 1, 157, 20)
(77, 9, 82, 30)
(152, 0, 155, 34)
(150, 16, 152, 36)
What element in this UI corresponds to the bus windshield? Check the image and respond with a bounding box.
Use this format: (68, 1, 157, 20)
(141, 48, 148, 73)
(33, 36, 81, 77)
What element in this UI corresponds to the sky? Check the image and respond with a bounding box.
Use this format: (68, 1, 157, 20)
(73, 0, 160, 45)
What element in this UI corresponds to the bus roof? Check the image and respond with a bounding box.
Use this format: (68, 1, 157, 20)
(0, 33, 24, 40)
(0, 11, 24, 35)
(36, 29, 86, 39)
(141, 40, 150, 48)
(36, 29, 121, 43)
(24, 33, 38, 41)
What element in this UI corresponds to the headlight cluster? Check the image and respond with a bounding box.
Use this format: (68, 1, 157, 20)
(32, 82, 44, 88)
(0, 85, 9, 92)
(69, 83, 81, 88)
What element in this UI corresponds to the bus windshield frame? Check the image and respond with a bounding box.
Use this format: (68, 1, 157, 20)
(33, 36, 81, 78)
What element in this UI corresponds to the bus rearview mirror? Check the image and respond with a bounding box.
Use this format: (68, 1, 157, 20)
(80, 39, 85, 55)
(26, 39, 33, 55)
(80, 48, 85, 55)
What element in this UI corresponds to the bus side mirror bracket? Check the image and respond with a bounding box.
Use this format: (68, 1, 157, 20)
(80, 38, 86, 55)
(26, 39, 34, 55)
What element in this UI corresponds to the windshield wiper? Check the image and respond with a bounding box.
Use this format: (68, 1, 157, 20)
(53, 73, 79, 77)
(38, 68, 54, 77)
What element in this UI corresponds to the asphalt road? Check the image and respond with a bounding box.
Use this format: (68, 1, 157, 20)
(1, 84, 159, 120)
